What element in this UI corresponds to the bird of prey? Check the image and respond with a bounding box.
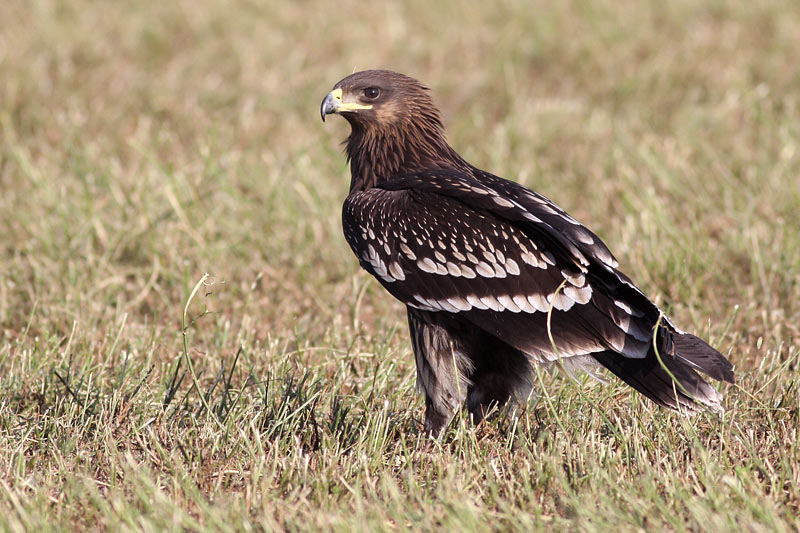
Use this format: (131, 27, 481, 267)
(320, 70, 734, 435)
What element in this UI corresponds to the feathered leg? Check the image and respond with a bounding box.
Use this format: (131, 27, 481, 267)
(407, 308, 534, 434)
(407, 308, 474, 435)
(465, 335, 533, 424)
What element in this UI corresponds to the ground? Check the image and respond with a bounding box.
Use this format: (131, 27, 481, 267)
(0, 0, 798, 530)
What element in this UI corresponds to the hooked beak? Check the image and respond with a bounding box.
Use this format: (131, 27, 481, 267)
(320, 87, 373, 122)
(320, 90, 339, 122)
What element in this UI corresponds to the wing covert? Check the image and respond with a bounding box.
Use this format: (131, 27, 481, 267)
(342, 171, 657, 362)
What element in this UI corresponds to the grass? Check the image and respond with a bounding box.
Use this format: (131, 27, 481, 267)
(1, 0, 799, 530)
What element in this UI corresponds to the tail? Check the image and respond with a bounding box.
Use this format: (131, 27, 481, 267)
(592, 331, 734, 413)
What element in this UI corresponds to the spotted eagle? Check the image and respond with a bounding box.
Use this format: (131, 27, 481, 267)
(320, 70, 734, 435)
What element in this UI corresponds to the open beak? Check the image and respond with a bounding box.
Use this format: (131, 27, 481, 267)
(320, 87, 373, 122)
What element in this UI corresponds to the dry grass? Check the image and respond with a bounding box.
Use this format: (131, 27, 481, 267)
(1, 0, 798, 530)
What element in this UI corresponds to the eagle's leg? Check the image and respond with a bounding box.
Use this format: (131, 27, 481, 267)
(466, 335, 534, 424)
(407, 308, 474, 436)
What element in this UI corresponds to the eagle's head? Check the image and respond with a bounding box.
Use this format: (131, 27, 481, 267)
(321, 70, 464, 190)
(320, 69, 439, 130)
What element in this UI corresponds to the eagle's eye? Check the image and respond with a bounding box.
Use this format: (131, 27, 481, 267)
(363, 87, 381, 100)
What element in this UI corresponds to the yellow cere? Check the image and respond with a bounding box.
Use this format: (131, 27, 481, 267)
(330, 87, 373, 112)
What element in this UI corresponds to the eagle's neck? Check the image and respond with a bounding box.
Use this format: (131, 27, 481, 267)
(345, 118, 468, 191)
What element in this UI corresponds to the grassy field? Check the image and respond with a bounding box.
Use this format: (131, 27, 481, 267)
(1, 0, 799, 530)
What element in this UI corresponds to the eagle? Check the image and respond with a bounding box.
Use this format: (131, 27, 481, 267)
(320, 70, 734, 435)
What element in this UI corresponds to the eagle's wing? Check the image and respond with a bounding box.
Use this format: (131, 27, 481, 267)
(470, 169, 623, 272)
(342, 169, 733, 384)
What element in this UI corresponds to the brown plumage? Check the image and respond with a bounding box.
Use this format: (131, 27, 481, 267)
(322, 71, 465, 190)
(321, 70, 734, 436)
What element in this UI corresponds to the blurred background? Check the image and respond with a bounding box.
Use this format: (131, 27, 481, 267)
(0, 0, 798, 529)
(2, 0, 797, 352)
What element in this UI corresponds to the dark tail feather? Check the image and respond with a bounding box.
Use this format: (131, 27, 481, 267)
(592, 344, 729, 413)
(671, 332, 735, 384)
